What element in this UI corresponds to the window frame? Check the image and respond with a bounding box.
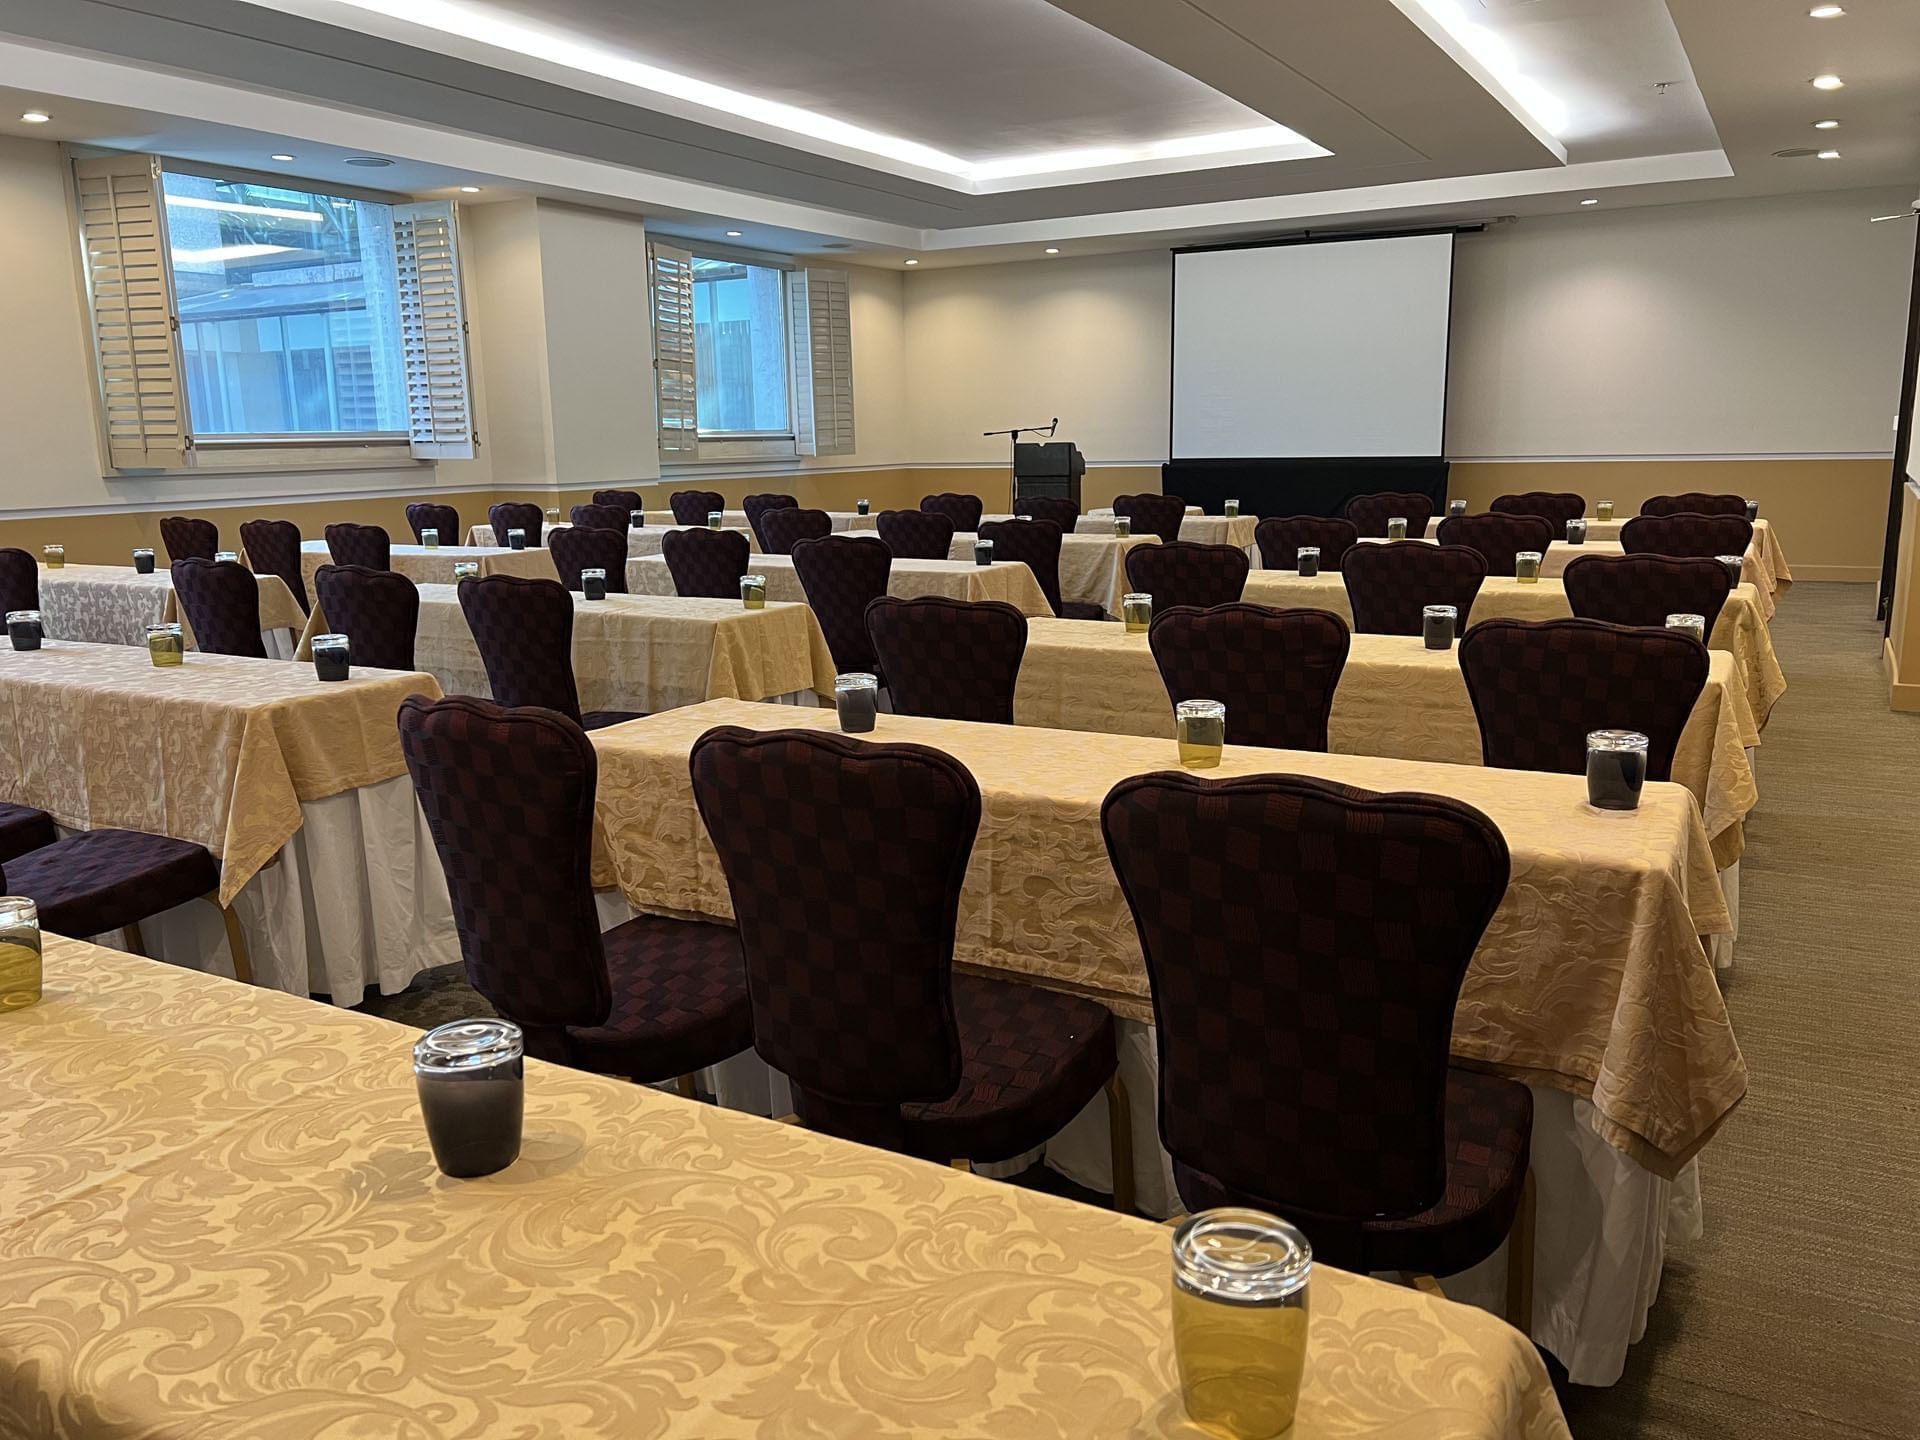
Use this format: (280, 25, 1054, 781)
(686, 250, 797, 443)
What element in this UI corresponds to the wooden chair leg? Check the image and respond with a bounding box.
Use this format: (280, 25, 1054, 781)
(1407, 1272, 1446, 1299)
(1506, 1168, 1537, 1336)
(214, 898, 254, 986)
(674, 1073, 699, 1100)
(1107, 1072, 1136, 1216)
(121, 921, 146, 958)
(950, 1158, 972, 1173)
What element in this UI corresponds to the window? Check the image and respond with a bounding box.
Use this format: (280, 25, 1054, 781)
(690, 256, 791, 435)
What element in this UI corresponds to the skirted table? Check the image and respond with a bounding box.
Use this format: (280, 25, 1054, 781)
(35, 563, 307, 654)
(950, 530, 1161, 617)
(466, 521, 763, 557)
(299, 540, 557, 596)
(1578, 516, 1792, 596)
(1073, 513, 1261, 552)
(642, 508, 880, 532)
(626, 552, 1056, 618)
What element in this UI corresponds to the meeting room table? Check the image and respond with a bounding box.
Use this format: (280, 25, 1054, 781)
(1579, 515, 1793, 596)
(0, 934, 1572, 1440)
(642, 507, 880, 532)
(465, 520, 763, 557)
(298, 540, 556, 595)
(1071, 512, 1262, 552)
(586, 699, 1745, 1386)
(625, 552, 1056, 617)
(950, 529, 1160, 617)
(34, 562, 307, 655)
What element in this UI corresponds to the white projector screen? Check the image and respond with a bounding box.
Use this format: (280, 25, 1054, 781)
(1171, 233, 1455, 459)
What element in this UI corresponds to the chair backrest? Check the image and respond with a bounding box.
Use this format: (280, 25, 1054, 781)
(1147, 604, 1351, 752)
(919, 491, 984, 533)
(398, 695, 612, 1051)
(1343, 491, 1434, 540)
(1434, 513, 1555, 576)
(1640, 492, 1747, 518)
(1112, 493, 1187, 544)
(977, 518, 1067, 616)
(592, 488, 645, 515)
(1123, 540, 1250, 612)
(169, 558, 265, 658)
(314, 563, 419, 671)
(457, 574, 583, 723)
(743, 493, 799, 546)
(1619, 513, 1753, 560)
(790, 534, 891, 675)
(1102, 771, 1510, 1221)
(1341, 542, 1487, 635)
(757, 507, 832, 556)
(1254, 516, 1358, 572)
(488, 502, 544, 549)
(325, 522, 391, 572)
(660, 527, 751, 598)
(866, 596, 1028, 724)
(670, 489, 727, 527)
(875, 509, 956, 560)
(159, 516, 218, 563)
(0, 548, 38, 616)
(404, 501, 461, 546)
(1562, 553, 1734, 638)
(1458, 617, 1707, 783)
(1490, 491, 1586, 528)
(239, 519, 309, 614)
(549, 527, 630, 593)
(568, 503, 631, 534)
(690, 725, 978, 1142)
(1014, 495, 1079, 529)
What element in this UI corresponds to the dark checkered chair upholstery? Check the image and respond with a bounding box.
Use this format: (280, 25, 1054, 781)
(1562, 553, 1734, 638)
(568, 503, 630, 534)
(159, 516, 218, 563)
(0, 802, 55, 864)
(1101, 771, 1531, 1281)
(399, 695, 750, 1080)
(1435, 513, 1555, 577)
(592, 489, 645, 515)
(0, 546, 40, 616)
(1344, 491, 1435, 540)
(661, 527, 751, 599)
(1254, 516, 1358, 572)
(1113, 493, 1187, 544)
(876, 509, 956, 560)
(1620, 514, 1753, 560)
(690, 725, 1120, 1171)
(919, 491, 984, 534)
(669, 489, 727, 527)
(238, 519, 309, 614)
(866, 596, 1028, 724)
(550, 527, 630, 594)
(978, 519, 1104, 619)
(1013, 495, 1079, 529)
(0, 549, 53, 859)
(1342, 542, 1487, 636)
(757, 507, 832, 556)
(1490, 491, 1586, 528)
(743, 493, 798, 547)
(1458, 618, 1706, 782)
(1640, 492, 1748, 518)
(1123, 541, 1249, 612)
(314, 564, 419, 672)
(404, 502, 460, 546)
(488, 502, 544, 549)
(1148, 604, 1351, 752)
(456, 574, 641, 730)
(169, 558, 265, 659)
(790, 534, 892, 677)
(324, 522, 391, 572)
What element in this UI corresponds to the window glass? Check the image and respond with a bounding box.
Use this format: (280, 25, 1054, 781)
(691, 257, 790, 434)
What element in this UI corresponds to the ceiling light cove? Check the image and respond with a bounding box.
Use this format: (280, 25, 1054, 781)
(1393, 0, 1572, 142)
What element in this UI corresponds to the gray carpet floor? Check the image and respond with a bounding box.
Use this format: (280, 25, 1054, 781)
(362, 581, 1920, 1435)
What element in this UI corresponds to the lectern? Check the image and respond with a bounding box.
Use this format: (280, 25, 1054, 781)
(1015, 441, 1085, 509)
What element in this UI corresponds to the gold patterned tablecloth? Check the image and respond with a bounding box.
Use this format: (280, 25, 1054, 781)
(299, 540, 557, 596)
(952, 531, 1161, 616)
(643, 508, 880, 532)
(627, 552, 1056, 617)
(0, 641, 440, 903)
(1579, 517, 1792, 596)
(0, 936, 1571, 1440)
(468, 522, 763, 557)
(591, 700, 1742, 1175)
(1358, 535, 1778, 613)
(1073, 514, 1261, 551)
(36, 563, 306, 648)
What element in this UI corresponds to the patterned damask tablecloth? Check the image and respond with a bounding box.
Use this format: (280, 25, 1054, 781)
(1579, 516, 1792, 595)
(0, 640, 440, 904)
(642, 508, 880, 532)
(1073, 514, 1262, 551)
(951, 531, 1161, 617)
(0, 937, 1571, 1440)
(591, 700, 1743, 1177)
(626, 552, 1057, 617)
(468, 522, 763, 557)
(299, 540, 557, 596)
(35, 563, 306, 648)
(1357, 535, 1779, 614)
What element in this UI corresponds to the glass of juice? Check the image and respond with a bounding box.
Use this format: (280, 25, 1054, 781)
(1172, 1208, 1312, 1439)
(0, 897, 41, 1011)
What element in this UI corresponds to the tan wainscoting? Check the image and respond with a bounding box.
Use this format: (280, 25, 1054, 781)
(1885, 479, 1920, 712)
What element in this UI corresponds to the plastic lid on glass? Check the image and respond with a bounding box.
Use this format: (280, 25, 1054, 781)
(742, 574, 766, 584)
(414, 1017, 524, 1072)
(1587, 729, 1649, 752)
(146, 623, 181, 634)
(1172, 1208, 1312, 1303)
(834, 672, 878, 691)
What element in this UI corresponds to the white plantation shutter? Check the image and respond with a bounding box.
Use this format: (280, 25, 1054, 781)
(790, 267, 855, 457)
(74, 154, 187, 470)
(392, 201, 474, 460)
(650, 241, 699, 457)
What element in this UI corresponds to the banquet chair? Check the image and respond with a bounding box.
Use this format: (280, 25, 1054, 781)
(404, 501, 461, 546)
(314, 564, 420, 672)
(1640, 492, 1749, 518)
(1123, 541, 1250, 612)
(1435, 513, 1555, 577)
(1254, 516, 1358, 572)
(1344, 491, 1435, 540)
(790, 534, 892, 679)
(1342, 542, 1487, 636)
(1458, 618, 1707, 782)
(661, 527, 750, 599)
(690, 725, 1129, 1207)
(0, 546, 39, 615)
(919, 491, 984, 534)
(324, 522, 391, 572)
(592, 488, 646, 516)
(1490, 491, 1586, 528)
(487, 502, 544, 550)
(568, 503, 631, 535)
(669, 489, 727, 527)
(169, 558, 266, 659)
(865, 596, 1027, 724)
(875, 508, 956, 560)
(456, 574, 642, 730)
(550, 528, 630, 594)
(758, 507, 832, 555)
(400, 694, 750, 1083)
(1147, 604, 1351, 752)
(1013, 495, 1079, 529)
(1562, 553, 1734, 638)
(0, 803, 55, 864)
(159, 516, 218, 563)
(1620, 513, 1753, 560)
(977, 519, 1104, 619)
(743, 493, 798, 547)
(1101, 770, 1532, 1320)
(1112, 493, 1187, 545)
(239, 519, 309, 614)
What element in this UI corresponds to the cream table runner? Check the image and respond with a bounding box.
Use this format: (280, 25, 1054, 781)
(626, 551, 1056, 617)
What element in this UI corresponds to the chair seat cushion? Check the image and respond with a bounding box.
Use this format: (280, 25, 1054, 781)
(5, 828, 219, 938)
(1059, 601, 1108, 621)
(0, 803, 56, 864)
(900, 972, 1117, 1163)
(582, 710, 647, 731)
(564, 914, 752, 1082)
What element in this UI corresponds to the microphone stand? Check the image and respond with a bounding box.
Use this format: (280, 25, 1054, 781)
(982, 418, 1059, 514)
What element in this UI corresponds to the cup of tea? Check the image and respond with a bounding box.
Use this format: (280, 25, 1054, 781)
(835, 672, 878, 733)
(312, 633, 350, 682)
(1172, 1209, 1311, 1439)
(1176, 699, 1225, 768)
(415, 1019, 525, 1179)
(1123, 592, 1152, 633)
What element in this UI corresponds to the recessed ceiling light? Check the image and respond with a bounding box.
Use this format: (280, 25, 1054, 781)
(1808, 4, 1845, 16)
(1814, 119, 1841, 129)
(458, 185, 481, 193)
(1818, 148, 1842, 159)
(1579, 197, 1599, 206)
(270, 153, 296, 162)
(725, 230, 742, 237)
(1811, 74, 1845, 90)
(1044, 247, 1060, 255)
(903, 258, 919, 265)
(20, 110, 50, 124)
